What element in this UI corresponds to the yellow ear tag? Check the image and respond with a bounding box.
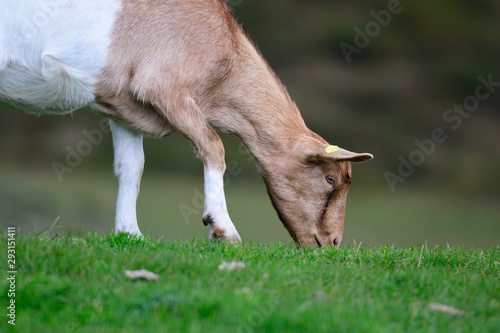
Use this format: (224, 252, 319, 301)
(325, 145, 340, 154)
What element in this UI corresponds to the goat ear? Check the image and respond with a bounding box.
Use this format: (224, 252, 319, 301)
(305, 145, 373, 164)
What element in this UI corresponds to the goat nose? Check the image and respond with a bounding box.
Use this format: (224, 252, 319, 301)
(332, 236, 342, 246)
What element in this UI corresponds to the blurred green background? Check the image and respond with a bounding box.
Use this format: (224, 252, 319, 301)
(1, 0, 499, 247)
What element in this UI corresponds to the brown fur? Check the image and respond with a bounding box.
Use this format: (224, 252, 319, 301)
(210, 227, 226, 240)
(94, 0, 372, 246)
(211, 226, 240, 244)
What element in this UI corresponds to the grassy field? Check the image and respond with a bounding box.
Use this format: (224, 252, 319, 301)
(1, 232, 499, 332)
(1, 166, 499, 248)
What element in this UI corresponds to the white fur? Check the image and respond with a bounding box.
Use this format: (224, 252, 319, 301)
(0, 0, 120, 114)
(203, 167, 241, 241)
(110, 120, 144, 235)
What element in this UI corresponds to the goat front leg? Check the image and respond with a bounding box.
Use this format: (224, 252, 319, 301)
(202, 164, 241, 243)
(110, 120, 144, 235)
(156, 95, 241, 243)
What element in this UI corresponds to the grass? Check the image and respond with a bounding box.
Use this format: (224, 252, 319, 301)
(2, 167, 500, 248)
(1, 232, 499, 332)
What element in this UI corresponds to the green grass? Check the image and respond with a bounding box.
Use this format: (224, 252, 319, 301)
(2, 167, 500, 248)
(1, 232, 499, 332)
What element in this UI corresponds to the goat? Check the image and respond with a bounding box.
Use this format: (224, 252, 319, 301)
(0, 0, 373, 247)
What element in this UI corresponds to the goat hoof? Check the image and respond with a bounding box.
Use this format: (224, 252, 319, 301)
(209, 227, 241, 244)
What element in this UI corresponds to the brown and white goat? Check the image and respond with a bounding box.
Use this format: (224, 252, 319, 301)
(0, 0, 372, 246)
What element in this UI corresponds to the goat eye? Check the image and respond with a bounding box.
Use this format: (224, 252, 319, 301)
(326, 176, 335, 184)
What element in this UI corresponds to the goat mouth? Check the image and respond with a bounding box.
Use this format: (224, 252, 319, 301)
(314, 235, 322, 248)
